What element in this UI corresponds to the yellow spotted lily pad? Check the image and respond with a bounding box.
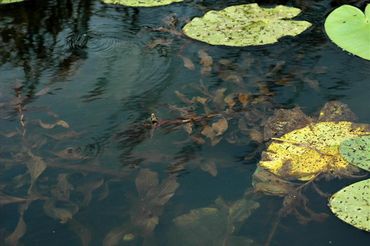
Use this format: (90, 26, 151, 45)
(101, 0, 183, 7)
(259, 121, 369, 181)
(329, 179, 370, 232)
(182, 4, 312, 46)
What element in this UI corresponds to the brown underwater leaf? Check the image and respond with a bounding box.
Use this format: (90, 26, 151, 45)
(180, 56, 195, 70)
(263, 107, 312, 141)
(1, 131, 18, 138)
(77, 178, 104, 207)
(103, 226, 131, 246)
(26, 151, 47, 193)
(200, 161, 218, 176)
(136, 169, 159, 198)
(169, 197, 259, 246)
(38, 119, 70, 129)
(224, 94, 236, 109)
(175, 91, 193, 105)
(132, 169, 179, 235)
(201, 118, 228, 146)
(249, 129, 263, 143)
(252, 167, 296, 196)
(54, 147, 87, 160)
(46, 130, 81, 140)
(51, 174, 73, 202)
(318, 101, 357, 122)
(238, 93, 250, 108)
(212, 88, 226, 109)
(68, 219, 91, 246)
(35, 86, 50, 97)
(198, 49, 213, 75)
(183, 122, 193, 134)
(147, 38, 172, 49)
(0, 193, 27, 206)
(43, 199, 79, 224)
(5, 207, 27, 246)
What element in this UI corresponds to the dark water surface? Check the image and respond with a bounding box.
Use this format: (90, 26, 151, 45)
(0, 0, 369, 245)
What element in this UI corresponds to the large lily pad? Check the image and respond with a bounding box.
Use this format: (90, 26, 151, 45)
(259, 121, 369, 181)
(182, 4, 312, 46)
(340, 135, 370, 172)
(329, 179, 370, 232)
(0, 0, 24, 4)
(325, 4, 370, 60)
(101, 0, 183, 7)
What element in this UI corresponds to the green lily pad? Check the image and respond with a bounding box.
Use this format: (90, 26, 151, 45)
(101, 0, 183, 7)
(325, 4, 370, 60)
(340, 135, 370, 172)
(182, 4, 312, 46)
(0, 0, 24, 4)
(329, 179, 370, 232)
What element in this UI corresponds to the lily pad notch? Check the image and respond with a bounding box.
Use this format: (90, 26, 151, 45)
(183, 4, 312, 46)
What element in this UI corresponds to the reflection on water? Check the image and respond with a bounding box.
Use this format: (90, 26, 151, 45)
(0, 0, 369, 245)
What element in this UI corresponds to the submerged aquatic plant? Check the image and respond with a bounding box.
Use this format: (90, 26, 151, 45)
(325, 4, 370, 60)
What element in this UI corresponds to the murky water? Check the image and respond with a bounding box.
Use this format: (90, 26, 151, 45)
(0, 0, 369, 245)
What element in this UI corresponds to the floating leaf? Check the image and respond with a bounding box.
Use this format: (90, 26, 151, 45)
(325, 4, 370, 60)
(259, 121, 369, 181)
(339, 135, 370, 172)
(329, 179, 370, 232)
(101, 0, 183, 7)
(183, 4, 311, 46)
(0, 0, 24, 4)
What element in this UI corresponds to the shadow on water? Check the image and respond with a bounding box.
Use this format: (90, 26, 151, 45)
(0, 0, 370, 245)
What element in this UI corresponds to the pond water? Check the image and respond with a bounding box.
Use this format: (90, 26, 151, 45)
(0, 0, 369, 245)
